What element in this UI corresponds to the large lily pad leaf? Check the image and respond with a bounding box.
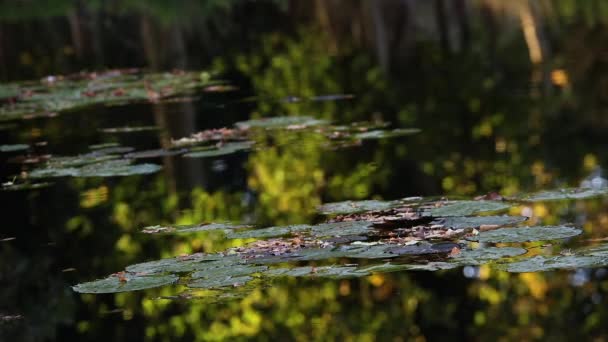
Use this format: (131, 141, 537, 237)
(226, 224, 311, 239)
(191, 264, 267, 279)
(387, 242, 461, 256)
(310, 221, 375, 237)
(518, 187, 608, 202)
(424, 200, 511, 217)
(505, 255, 608, 273)
(450, 247, 527, 265)
(1, 182, 52, 191)
(188, 275, 253, 289)
(0, 144, 29, 152)
(125, 148, 188, 159)
(355, 128, 421, 140)
(432, 215, 527, 229)
(183, 141, 253, 158)
(73, 273, 178, 294)
(265, 265, 368, 279)
(125, 253, 228, 274)
(30, 159, 162, 178)
(317, 200, 397, 215)
(142, 222, 250, 234)
(235, 116, 328, 130)
(468, 226, 582, 243)
(100, 126, 159, 134)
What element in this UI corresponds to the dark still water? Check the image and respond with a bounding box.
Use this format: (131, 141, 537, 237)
(2, 1, 608, 341)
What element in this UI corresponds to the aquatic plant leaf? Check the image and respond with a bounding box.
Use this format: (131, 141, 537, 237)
(265, 265, 368, 279)
(142, 222, 251, 234)
(450, 247, 527, 265)
(0, 144, 28, 152)
(73, 273, 178, 294)
(187, 275, 253, 289)
(310, 221, 375, 237)
(1, 182, 52, 191)
(183, 141, 253, 158)
(424, 200, 511, 217)
(235, 116, 328, 129)
(317, 200, 397, 215)
(89, 142, 121, 150)
(191, 264, 267, 279)
(125, 253, 227, 274)
(431, 215, 528, 229)
(226, 224, 311, 239)
(30, 159, 162, 178)
(357, 263, 414, 274)
(518, 187, 608, 202)
(468, 226, 582, 243)
(355, 128, 421, 140)
(405, 262, 460, 271)
(100, 126, 159, 133)
(387, 242, 461, 256)
(506, 255, 608, 273)
(125, 148, 188, 159)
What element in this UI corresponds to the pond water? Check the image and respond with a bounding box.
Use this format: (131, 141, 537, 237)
(2, 1, 608, 341)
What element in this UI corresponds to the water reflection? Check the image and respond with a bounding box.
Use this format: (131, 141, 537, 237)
(2, 0, 608, 341)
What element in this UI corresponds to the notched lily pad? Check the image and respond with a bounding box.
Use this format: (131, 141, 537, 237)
(468, 226, 582, 243)
(226, 224, 311, 239)
(265, 265, 368, 279)
(0, 144, 29, 152)
(355, 128, 421, 140)
(183, 141, 253, 158)
(142, 222, 250, 234)
(30, 159, 162, 178)
(317, 200, 397, 215)
(125, 253, 228, 274)
(506, 255, 608, 273)
(431, 215, 527, 229)
(518, 187, 608, 202)
(187, 275, 253, 289)
(73, 273, 178, 294)
(450, 247, 527, 265)
(424, 200, 511, 217)
(310, 221, 374, 237)
(191, 264, 267, 279)
(235, 116, 328, 130)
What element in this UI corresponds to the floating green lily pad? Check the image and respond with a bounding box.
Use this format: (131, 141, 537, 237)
(142, 222, 250, 234)
(355, 128, 421, 140)
(73, 273, 178, 294)
(432, 215, 527, 229)
(468, 226, 582, 243)
(450, 247, 527, 265)
(265, 265, 368, 279)
(518, 187, 608, 202)
(125, 253, 228, 274)
(188, 275, 253, 289)
(191, 264, 267, 279)
(424, 200, 511, 217)
(505, 255, 608, 273)
(30, 159, 162, 178)
(235, 116, 328, 130)
(310, 221, 375, 237)
(100, 126, 160, 133)
(317, 200, 397, 215)
(0, 144, 29, 152)
(125, 148, 188, 159)
(1, 182, 52, 191)
(183, 142, 253, 158)
(226, 224, 311, 239)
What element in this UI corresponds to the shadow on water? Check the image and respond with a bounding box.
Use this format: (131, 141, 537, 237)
(2, 1, 608, 341)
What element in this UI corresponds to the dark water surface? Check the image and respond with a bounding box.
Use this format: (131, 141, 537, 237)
(2, 1, 608, 341)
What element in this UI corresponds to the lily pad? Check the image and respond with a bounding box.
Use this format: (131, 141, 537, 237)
(100, 126, 160, 133)
(387, 242, 461, 256)
(125, 148, 188, 159)
(468, 226, 582, 243)
(226, 224, 311, 239)
(235, 116, 328, 129)
(518, 187, 608, 202)
(191, 264, 267, 279)
(450, 247, 527, 265)
(73, 273, 178, 294)
(125, 253, 228, 274)
(310, 221, 375, 237)
(431, 215, 527, 229)
(265, 265, 368, 279)
(506, 255, 608, 273)
(142, 222, 250, 234)
(30, 159, 162, 178)
(317, 200, 397, 215)
(1, 182, 52, 191)
(424, 200, 511, 217)
(355, 128, 421, 140)
(183, 142, 253, 158)
(188, 275, 253, 289)
(0, 144, 29, 152)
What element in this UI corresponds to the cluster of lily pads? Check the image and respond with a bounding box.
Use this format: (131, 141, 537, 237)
(1, 115, 419, 188)
(73, 187, 608, 296)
